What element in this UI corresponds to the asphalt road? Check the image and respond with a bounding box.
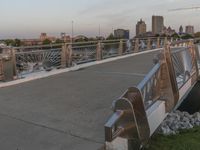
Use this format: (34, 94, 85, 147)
(0, 50, 161, 150)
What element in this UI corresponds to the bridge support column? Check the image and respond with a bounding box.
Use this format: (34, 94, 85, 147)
(96, 41, 102, 61)
(118, 40, 123, 56)
(134, 38, 139, 53)
(147, 38, 151, 50)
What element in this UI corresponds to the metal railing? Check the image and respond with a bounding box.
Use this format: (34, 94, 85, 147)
(15, 48, 62, 76)
(0, 37, 169, 79)
(137, 63, 161, 109)
(72, 44, 97, 65)
(104, 39, 200, 149)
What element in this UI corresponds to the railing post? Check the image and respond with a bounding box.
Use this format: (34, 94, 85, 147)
(164, 37, 168, 45)
(188, 40, 199, 82)
(0, 56, 4, 81)
(61, 43, 72, 68)
(96, 41, 102, 61)
(147, 38, 151, 50)
(162, 41, 179, 111)
(156, 37, 160, 48)
(134, 38, 139, 53)
(67, 44, 72, 67)
(118, 39, 123, 56)
(171, 37, 173, 43)
(11, 48, 17, 79)
(61, 44, 67, 68)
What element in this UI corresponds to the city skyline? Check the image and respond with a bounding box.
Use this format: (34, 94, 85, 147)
(0, 0, 200, 39)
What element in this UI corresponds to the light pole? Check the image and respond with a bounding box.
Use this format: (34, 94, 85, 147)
(99, 24, 101, 39)
(71, 21, 74, 43)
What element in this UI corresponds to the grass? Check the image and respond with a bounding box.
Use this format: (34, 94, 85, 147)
(144, 126, 200, 150)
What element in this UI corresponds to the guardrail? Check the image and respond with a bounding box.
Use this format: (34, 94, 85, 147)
(0, 37, 170, 80)
(104, 39, 199, 150)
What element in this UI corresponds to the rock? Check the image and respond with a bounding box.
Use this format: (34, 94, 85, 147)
(158, 111, 200, 135)
(161, 125, 173, 135)
(193, 112, 200, 122)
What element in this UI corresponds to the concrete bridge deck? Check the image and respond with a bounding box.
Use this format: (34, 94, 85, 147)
(0, 50, 161, 150)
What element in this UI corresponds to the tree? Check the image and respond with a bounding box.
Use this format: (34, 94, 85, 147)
(195, 32, 200, 38)
(106, 33, 116, 40)
(14, 39, 21, 47)
(42, 39, 51, 45)
(181, 34, 194, 39)
(55, 39, 63, 44)
(4, 39, 15, 46)
(171, 33, 180, 39)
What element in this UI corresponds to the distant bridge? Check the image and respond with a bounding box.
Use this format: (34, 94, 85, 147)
(0, 38, 199, 150)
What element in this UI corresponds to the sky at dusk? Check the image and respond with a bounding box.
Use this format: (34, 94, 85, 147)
(0, 0, 200, 39)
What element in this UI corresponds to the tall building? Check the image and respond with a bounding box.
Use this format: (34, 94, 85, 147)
(152, 16, 164, 35)
(179, 25, 184, 34)
(114, 29, 130, 39)
(185, 25, 194, 35)
(136, 19, 147, 36)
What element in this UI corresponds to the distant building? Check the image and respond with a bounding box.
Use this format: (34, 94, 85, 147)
(162, 26, 176, 36)
(21, 39, 42, 46)
(60, 33, 71, 42)
(185, 25, 194, 35)
(179, 25, 184, 35)
(40, 33, 56, 43)
(152, 16, 164, 35)
(61, 32, 66, 39)
(114, 29, 130, 39)
(136, 19, 147, 36)
(96, 36, 105, 40)
(40, 33, 48, 41)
